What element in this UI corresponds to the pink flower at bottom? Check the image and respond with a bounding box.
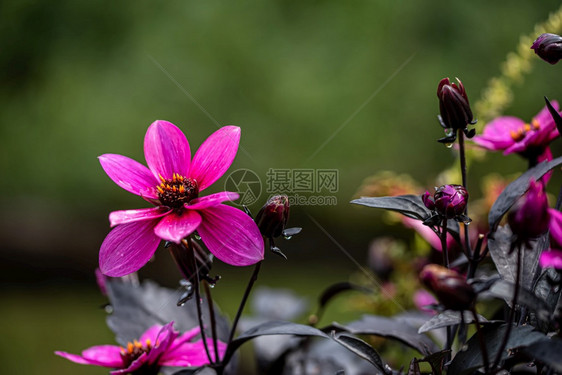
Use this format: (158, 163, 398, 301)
(55, 322, 225, 374)
(98, 121, 264, 277)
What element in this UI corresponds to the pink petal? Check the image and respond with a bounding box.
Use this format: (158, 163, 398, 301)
(139, 324, 164, 344)
(535, 100, 559, 127)
(111, 353, 148, 374)
(549, 208, 562, 248)
(154, 210, 202, 243)
(109, 207, 171, 227)
(146, 322, 178, 365)
(540, 249, 562, 269)
(198, 204, 264, 266)
(99, 154, 158, 199)
(161, 339, 226, 367)
(99, 220, 161, 277)
(190, 126, 241, 191)
(186, 191, 240, 210)
(55, 345, 124, 368)
(144, 120, 191, 181)
(168, 327, 201, 352)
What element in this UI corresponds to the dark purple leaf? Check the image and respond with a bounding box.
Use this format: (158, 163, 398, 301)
(331, 332, 392, 374)
(448, 324, 546, 374)
(487, 279, 550, 323)
(418, 310, 488, 334)
(351, 195, 431, 220)
(545, 96, 562, 137)
(222, 321, 329, 365)
(488, 156, 562, 230)
(338, 314, 439, 356)
(423, 350, 450, 375)
(488, 225, 540, 285)
(522, 337, 562, 371)
(105, 279, 229, 347)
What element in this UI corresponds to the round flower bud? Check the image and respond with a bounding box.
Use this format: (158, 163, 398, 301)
(420, 264, 475, 311)
(508, 180, 550, 242)
(437, 77, 474, 131)
(255, 195, 290, 239)
(531, 33, 562, 65)
(423, 184, 468, 219)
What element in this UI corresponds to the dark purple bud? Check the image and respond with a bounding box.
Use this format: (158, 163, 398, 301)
(420, 264, 475, 311)
(432, 184, 468, 219)
(508, 179, 550, 242)
(422, 191, 435, 210)
(255, 195, 290, 239)
(437, 77, 474, 131)
(531, 33, 562, 65)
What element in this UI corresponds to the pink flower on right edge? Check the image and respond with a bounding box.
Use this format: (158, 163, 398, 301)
(540, 209, 562, 269)
(472, 101, 561, 161)
(56, 322, 225, 374)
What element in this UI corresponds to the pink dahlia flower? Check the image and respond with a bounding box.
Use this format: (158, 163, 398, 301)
(472, 102, 560, 160)
(56, 322, 224, 374)
(99, 120, 264, 277)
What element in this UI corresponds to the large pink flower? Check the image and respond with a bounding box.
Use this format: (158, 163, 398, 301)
(98, 121, 264, 277)
(472, 102, 560, 160)
(56, 322, 225, 374)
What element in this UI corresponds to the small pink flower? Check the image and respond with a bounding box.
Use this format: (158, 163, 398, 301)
(473, 102, 560, 160)
(56, 322, 225, 374)
(99, 121, 264, 277)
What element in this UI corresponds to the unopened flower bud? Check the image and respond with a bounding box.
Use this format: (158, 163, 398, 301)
(437, 77, 475, 132)
(508, 180, 550, 242)
(422, 184, 468, 219)
(420, 264, 475, 311)
(255, 195, 290, 239)
(531, 33, 562, 65)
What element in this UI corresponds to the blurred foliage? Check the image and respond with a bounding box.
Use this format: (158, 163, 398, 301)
(2, 1, 562, 374)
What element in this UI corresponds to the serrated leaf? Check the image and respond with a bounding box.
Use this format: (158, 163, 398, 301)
(339, 314, 438, 356)
(487, 225, 542, 289)
(487, 279, 550, 323)
(331, 332, 391, 374)
(105, 279, 229, 347)
(448, 324, 546, 374)
(418, 310, 488, 334)
(488, 156, 562, 230)
(522, 337, 562, 371)
(351, 195, 431, 220)
(222, 321, 329, 365)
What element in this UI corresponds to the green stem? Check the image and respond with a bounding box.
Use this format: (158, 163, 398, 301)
(441, 218, 449, 268)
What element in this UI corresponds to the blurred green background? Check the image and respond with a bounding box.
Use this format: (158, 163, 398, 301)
(2, 1, 562, 373)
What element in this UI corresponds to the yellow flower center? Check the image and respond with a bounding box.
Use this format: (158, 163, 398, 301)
(156, 173, 199, 209)
(510, 119, 540, 141)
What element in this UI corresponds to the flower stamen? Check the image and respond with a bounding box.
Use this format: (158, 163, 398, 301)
(157, 174, 199, 209)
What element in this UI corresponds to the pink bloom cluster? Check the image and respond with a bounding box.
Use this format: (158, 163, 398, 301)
(56, 322, 225, 374)
(99, 121, 264, 277)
